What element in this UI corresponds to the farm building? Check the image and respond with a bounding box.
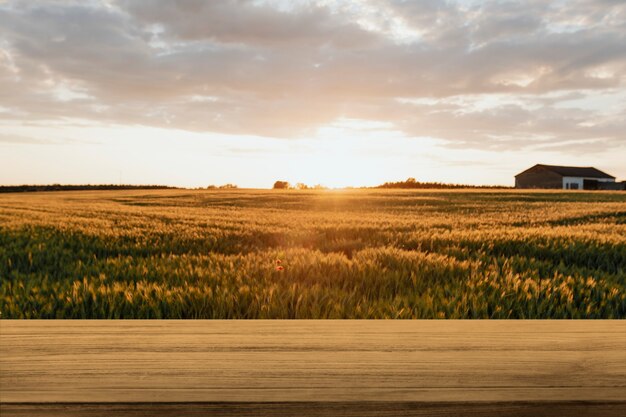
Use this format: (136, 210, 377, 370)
(515, 164, 620, 190)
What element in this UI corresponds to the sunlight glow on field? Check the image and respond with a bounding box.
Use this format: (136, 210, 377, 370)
(1, 189, 624, 319)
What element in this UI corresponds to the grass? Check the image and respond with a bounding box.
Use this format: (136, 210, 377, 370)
(0, 189, 624, 318)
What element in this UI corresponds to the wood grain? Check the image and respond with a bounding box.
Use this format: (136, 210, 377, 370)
(3, 402, 626, 417)
(1, 320, 625, 416)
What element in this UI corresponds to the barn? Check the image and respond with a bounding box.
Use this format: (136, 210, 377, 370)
(515, 164, 617, 190)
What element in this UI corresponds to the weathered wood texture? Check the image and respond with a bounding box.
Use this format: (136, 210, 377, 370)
(1, 321, 625, 416)
(3, 402, 626, 417)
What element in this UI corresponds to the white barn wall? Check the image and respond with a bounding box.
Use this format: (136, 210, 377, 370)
(562, 176, 615, 190)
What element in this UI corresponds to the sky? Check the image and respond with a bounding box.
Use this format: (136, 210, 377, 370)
(1, 0, 625, 188)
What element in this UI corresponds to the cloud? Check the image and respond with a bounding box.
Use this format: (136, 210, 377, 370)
(0, 132, 99, 145)
(0, 133, 53, 145)
(0, 0, 624, 152)
(120, 0, 382, 48)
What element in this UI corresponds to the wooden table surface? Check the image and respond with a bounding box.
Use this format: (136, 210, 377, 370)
(1, 320, 625, 416)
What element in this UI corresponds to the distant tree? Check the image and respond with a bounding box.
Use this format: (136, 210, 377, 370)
(273, 181, 290, 189)
(295, 182, 309, 190)
(206, 185, 217, 189)
(219, 183, 238, 189)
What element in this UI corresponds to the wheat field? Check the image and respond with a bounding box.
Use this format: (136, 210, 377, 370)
(1, 189, 624, 318)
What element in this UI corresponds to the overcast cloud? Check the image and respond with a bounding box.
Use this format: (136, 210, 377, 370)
(1, 0, 625, 154)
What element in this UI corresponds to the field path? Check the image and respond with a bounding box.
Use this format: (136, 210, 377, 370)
(1, 320, 625, 416)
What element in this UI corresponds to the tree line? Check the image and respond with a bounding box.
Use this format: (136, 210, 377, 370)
(273, 181, 328, 190)
(272, 178, 510, 190)
(0, 184, 179, 193)
(375, 177, 510, 189)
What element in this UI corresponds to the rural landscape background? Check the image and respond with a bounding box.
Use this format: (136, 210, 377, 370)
(1, 188, 624, 319)
(1, 1, 625, 320)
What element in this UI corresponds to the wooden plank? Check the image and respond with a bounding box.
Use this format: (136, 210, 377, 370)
(3, 402, 626, 417)
(1, 321, 625, 415)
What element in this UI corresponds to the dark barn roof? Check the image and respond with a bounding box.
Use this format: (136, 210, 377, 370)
(516, 164, 615, 179)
